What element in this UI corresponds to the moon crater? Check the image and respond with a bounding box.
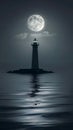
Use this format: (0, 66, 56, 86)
(27, 15, 45, 32)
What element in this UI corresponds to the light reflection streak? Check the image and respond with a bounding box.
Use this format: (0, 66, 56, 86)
(0, 74, 71, 127)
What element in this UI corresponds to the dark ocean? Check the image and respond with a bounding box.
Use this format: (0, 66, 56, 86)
(0, 71, 73, 130)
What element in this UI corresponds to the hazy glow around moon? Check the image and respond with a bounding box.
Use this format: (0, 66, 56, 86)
(27, 15, 45, 32)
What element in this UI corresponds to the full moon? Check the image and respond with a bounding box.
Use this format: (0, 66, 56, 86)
(27, 15, 45, 32)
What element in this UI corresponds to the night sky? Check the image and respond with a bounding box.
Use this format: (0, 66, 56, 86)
(0, 0, 73, 72)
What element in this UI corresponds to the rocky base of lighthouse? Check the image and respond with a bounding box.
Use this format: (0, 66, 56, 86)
(7, 68, 54, 75)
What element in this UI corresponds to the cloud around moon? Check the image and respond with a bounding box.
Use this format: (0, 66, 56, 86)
(16, 33, 28, 40)
(16, 15, 56, 40)
(16, 31, 56, 40)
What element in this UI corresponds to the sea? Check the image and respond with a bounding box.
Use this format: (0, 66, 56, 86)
(0, 70, 73, 130)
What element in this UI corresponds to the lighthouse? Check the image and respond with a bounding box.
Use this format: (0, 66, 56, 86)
(8, 38, 53, 74)
(31, 38, 39, 70)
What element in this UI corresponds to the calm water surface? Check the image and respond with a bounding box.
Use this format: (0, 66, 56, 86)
(0, 72, 73, 130)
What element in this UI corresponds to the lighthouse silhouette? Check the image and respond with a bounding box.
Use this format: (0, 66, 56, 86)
(8, 38, 53, 74)
(32, 38, 39, 70)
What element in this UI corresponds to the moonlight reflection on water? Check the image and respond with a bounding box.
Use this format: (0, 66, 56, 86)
(0, 73, 73, 129)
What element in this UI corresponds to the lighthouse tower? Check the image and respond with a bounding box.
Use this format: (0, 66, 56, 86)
(31, 38, 39, 70)
(8, 38, 53, 74)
